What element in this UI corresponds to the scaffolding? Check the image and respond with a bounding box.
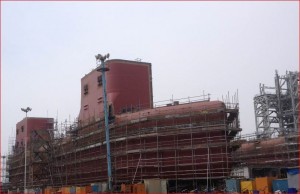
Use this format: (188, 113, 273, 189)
(254, 70, 299, 138)
(7, 119, 56, 191)
(6, 96, 240, 192)
(232, 70, 299, 178)
(49, 97, 240, 191)
(231, 131, 299, 178)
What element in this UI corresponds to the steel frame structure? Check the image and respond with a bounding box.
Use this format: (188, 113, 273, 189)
(254, 70, 299, 138)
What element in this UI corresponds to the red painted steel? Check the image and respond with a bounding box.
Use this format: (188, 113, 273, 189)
(7, 58, 240, 190)
(15, 117, 53, 149)
(78, 59, 152, 125)
(56, 100, 238, 185)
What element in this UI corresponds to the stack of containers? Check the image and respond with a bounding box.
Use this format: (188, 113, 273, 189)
(240, 180, 256, 194)
(255, 177, 275, 194)
(225, 179, 241, 193)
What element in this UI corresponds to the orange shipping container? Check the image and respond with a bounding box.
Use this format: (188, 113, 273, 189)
(85, 185, 92, 193)
(125, 184, 133, 193)
(44, 188, 51, 194)
(121, 184, 126, 192)
(44, 187, 57, 194)
(61, 187, 70, 194)
(255, 177, 275, 194)
(133, 183, 146, 194)
(76, 186, 86, 194)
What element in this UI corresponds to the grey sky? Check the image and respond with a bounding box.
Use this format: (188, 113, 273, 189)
(2, 2, 298, 154)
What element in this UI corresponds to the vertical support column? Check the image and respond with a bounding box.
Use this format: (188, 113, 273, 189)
(275, 70, 284, 131)
(287, 72, 298, 131)
(96, 53, 112, 191)
(156, 120, 159, 177)
(21, 107, 31, 193)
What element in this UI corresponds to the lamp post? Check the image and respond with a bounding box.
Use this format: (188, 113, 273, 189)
(21, 107, 31, 193)
(95, 53, 112, 191)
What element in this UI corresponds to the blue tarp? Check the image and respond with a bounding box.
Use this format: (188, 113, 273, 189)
(287, 169, 299, 175)
(288, 188, 297, 193)
(272, 179, 288, 192)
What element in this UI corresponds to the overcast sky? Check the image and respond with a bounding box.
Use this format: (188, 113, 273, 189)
(2, 2, 298, 154)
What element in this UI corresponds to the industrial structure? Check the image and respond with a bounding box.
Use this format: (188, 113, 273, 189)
(4, 55, 298, 193)
(232, 71, 299, 180)
(253, 71, 298, 138)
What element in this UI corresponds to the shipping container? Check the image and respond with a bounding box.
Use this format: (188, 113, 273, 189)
(287, 169, 299, 190)
(121, 183, 126, 192)
(241, 180, 256, 194)
(144, 179, 167, 194)
(76, 187, 86, 194)
(26, 189, 36, 193)
(44, 187, 57, 194)
(226, 179, 241, 192)
(125, 184, 133, 193)
(133, 183, 146, 194)
(91, 184, 100, 192)
(70, 186, 76, 194)
(101, 182, 108, 192)
(272, 179, 288, 192)
(85, 185, 92, 193)
(90, 182, 106, 192)
(255, 177, 275, 194)
(61, 187, 70, 194)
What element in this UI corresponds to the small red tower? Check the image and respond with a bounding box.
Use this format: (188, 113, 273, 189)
(15, 117, 54, 150)
(78, 59, 153, 125)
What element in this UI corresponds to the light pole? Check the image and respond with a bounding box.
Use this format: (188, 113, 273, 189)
(21, 107, 31, 193)
(95, 53, 112, 191)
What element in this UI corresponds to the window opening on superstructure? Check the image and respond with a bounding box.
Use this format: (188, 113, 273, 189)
(108, 104, 115, 121)
(21, 126, 24, 132)
(97, 97, 103, 103)
(97, 75, 103, 86)
(84, 84, 88, 95)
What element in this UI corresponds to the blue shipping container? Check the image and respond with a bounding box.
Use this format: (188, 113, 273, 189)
(70, 186, 76, 194)
(272, 179, 288, 192)
(225, 179, 241, 192)
(92, 184, 99, 192)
